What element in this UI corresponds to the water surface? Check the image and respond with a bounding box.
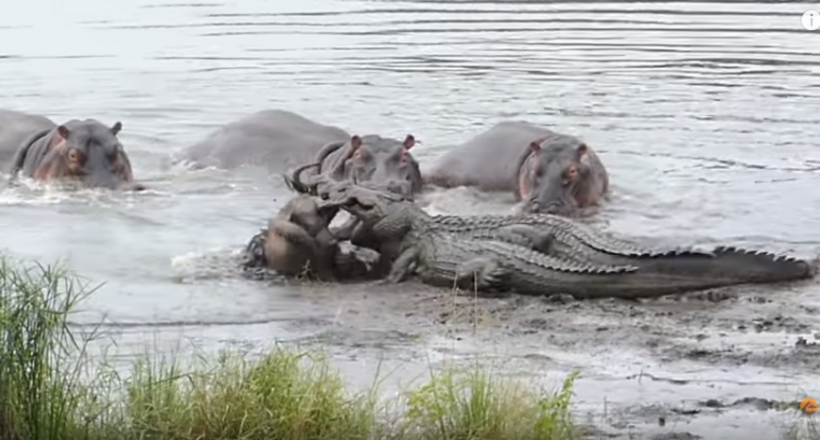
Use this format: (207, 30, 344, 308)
(1, 1, 819, 438)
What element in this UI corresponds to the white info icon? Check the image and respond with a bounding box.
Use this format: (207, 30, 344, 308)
(803, 10, 820, 31)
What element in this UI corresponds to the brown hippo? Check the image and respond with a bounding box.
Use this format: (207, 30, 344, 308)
(241, 192, 378, 281)
(424, 121, 609, 217)
(176, 109, 350, 173)
(0, 109, 141, 190)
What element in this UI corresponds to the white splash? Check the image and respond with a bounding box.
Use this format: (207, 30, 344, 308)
(170, 246, 245, 282)
(418, 186, 515, 216)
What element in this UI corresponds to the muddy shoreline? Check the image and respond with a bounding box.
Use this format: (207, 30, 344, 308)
(246, 264, 819, 438)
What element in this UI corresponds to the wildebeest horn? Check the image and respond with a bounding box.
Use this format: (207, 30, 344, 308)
(284, 161, 321, 194)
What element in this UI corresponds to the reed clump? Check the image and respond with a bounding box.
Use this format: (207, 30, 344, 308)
(781, 401, 820, 440)
(0, 254, 579, 440)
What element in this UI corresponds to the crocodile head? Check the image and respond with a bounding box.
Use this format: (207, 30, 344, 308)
(316, 179, 425, 236)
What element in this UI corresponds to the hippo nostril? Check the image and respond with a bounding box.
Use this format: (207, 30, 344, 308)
(387, 181, 412, 199)
(542, 203, 566, 215)
(528, 200, 563, 215)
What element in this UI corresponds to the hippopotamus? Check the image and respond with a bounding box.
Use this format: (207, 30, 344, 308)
(241, 192, 378, 281)
(424, 121, 609, 216)
(176, 109, 350, 173)
(311, 133, 422, 199)
(0, 109, 141, 190)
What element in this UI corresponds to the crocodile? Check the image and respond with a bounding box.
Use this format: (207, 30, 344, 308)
(313, 180, 817, 299)
(286, 163, 711, 267)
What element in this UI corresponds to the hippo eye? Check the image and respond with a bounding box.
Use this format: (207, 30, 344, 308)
(67, 149, 82, 163)
(564, 165, 579, 182)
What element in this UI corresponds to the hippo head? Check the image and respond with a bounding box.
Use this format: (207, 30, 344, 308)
(328, 134, 422, 200)
(518, 133, 594, 216)
(33, 119, 142, 190)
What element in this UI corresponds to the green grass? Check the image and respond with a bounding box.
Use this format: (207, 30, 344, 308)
(0, 254, 580, 440)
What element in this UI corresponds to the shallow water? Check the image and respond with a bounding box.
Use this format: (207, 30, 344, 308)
(2, 1, 820, 438)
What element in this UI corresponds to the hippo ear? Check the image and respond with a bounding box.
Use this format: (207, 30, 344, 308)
(529, 135, 550, 154)
(57, 125, 70, 140)
(403, 134, 415, 150)
(576, 143, 590, 164)
(111, 121, 123, 136)
(350, 135, 362, 151)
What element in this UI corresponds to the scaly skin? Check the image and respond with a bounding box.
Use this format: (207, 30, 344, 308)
(426, 213, 712, 266)
(315, 180, 817, 299)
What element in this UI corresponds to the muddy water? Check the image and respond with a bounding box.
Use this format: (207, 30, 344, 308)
(2, 1, 820, 438)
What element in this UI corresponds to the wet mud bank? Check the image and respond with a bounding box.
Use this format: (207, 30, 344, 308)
(254, 267, 820, 438)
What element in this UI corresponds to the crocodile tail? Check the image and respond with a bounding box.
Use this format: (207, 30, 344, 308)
(708, 245, 815, 283)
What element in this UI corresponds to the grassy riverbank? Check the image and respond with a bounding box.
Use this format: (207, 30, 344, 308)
(0, 255, 579, 440)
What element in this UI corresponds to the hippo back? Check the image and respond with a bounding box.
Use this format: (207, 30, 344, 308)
(178, 109, 350, 173)
(425, 121, 554, 192)
(0, 110, 56, 172)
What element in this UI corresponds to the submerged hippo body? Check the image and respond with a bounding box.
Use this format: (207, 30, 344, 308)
(425, 121, 608, 216)
(177, 109, 350, 173)
(0, 109, 139, 190)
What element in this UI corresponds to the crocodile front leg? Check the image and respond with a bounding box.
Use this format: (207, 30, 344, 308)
(386, 246, 420, 283)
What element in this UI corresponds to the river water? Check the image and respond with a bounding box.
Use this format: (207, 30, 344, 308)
(1, 1, 820, 438)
